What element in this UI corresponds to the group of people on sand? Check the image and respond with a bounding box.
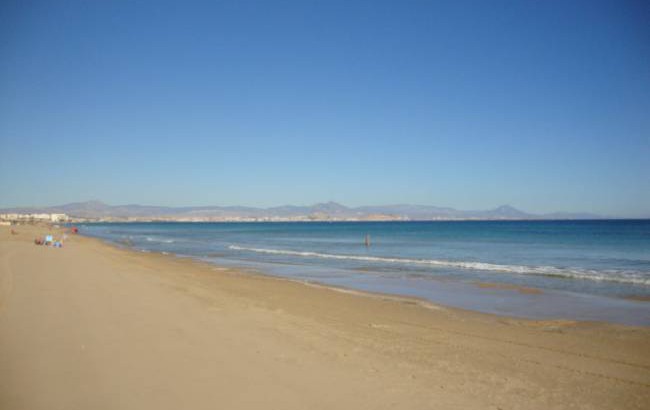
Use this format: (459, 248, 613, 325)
(34, 234, 66, 248)
(34, 226, 77, 248)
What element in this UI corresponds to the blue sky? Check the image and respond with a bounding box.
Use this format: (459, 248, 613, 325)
(1, 1, 649, 216)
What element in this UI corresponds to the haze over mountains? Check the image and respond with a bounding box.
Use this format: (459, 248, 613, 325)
(1, 201, 604, 221)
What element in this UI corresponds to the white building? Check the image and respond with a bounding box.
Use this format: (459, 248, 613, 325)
(49, 213, 68, 222)
(0, 213, 70, 223)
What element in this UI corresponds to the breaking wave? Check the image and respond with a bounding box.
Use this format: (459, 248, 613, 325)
(145, 236, 175, 244)
(227, 245, 650, 286)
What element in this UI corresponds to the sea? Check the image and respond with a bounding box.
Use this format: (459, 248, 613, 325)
(79, 220, 650, 326)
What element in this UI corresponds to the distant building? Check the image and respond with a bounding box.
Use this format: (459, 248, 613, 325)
(49, 213, 68, 222)
(0, 213, 70, 223)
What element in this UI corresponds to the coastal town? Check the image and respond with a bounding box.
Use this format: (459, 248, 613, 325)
(0, 212, 406, 224)
(0, 213, 70, 225)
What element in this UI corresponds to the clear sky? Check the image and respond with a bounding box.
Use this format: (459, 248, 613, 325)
(1, 1, 649, 216)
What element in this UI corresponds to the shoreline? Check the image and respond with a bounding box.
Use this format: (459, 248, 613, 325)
(85, 233, 469, 317)
(2, 225, 650, 409)
(14, 222, 650, 328)
(83, 228, 650, 327)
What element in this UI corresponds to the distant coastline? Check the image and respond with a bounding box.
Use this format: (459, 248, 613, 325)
(66, 217, 641, 223)
(1, 200, 619, 223)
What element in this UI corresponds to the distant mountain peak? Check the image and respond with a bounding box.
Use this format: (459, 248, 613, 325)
(63, 200, 106, 206)
(487, 205, 531, 218)
(60, 200, 110, 210)
(312, 202, 349, 212)
(493, 204, 521, 212)
(314, 201, 345, 207)
(0, 200, 605, 221)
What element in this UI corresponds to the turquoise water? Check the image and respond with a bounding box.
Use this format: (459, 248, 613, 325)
(80, 220, 650, 325)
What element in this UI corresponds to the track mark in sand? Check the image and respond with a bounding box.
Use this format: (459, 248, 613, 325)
(0, 249, 17, 313)
(329, 315, 650, 389)
(378, 322, 650, 389)
(389, 319, 650, 372)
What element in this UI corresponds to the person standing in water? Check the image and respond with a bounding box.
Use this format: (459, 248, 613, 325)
(364, 234, 370, 247)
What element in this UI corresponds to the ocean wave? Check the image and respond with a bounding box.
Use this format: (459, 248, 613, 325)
(227, 245, 650, 286)
(145, 236, 175, 243)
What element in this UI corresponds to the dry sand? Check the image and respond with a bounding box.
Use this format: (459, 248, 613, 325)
(1, 225, 649, 409)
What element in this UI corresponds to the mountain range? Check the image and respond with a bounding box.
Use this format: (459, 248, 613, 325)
(0, 201, 604, 221)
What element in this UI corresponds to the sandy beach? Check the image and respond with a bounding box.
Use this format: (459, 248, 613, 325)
(1, 225, 649, 410)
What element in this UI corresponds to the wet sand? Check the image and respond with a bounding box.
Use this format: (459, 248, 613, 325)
(625, 295, 650, 302)
(1, 225, 649, 409)
(473, 281, 544, 294)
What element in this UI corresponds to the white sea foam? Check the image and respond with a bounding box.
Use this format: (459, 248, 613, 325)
(227, 245, 650, 286)
(145, 236, 175, 244)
